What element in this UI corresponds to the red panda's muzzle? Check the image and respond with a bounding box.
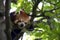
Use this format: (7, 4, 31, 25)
(17, 22, 26, 28)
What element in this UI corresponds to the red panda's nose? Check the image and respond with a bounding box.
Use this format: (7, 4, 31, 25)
(20, 24, 24, 27)
(18, 22, 25, 29)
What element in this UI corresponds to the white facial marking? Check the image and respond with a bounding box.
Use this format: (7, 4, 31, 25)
(18, 22, 25, 27)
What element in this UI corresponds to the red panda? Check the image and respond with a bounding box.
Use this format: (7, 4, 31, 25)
(13, 9, 31, 28)
(11, 9, 31, 40)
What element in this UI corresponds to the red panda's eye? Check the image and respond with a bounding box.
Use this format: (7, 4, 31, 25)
(17, 21, 21, 23)
(25, 23, 27, 24)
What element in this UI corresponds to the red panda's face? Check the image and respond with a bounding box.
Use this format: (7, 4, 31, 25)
(10, 10, 34, 31)
(11, 10, 31, 29)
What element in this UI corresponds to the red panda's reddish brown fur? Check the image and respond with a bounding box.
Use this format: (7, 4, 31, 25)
(14, 10, 31, 24)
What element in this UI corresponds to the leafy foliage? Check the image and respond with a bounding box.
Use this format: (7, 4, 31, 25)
(11, 0, 60, 40)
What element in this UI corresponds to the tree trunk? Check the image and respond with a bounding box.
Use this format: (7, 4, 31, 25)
(4, 0, 12, 40)
(0, 0, 5, 13)
(0, 0, 6, 40)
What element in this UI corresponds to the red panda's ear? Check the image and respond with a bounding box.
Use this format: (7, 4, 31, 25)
(19, 9, 31, 22)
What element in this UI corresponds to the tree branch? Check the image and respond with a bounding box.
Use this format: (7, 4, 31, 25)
(31, 0, 42, 22)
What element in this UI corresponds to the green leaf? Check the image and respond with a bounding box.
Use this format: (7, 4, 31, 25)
(45, 12, 54, 17)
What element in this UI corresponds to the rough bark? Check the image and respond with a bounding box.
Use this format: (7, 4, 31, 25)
(0, 17, 7, 40)
(0, 0, 6, 40)
(4, 0, 12, 40)
(0, 0, 5, 13)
